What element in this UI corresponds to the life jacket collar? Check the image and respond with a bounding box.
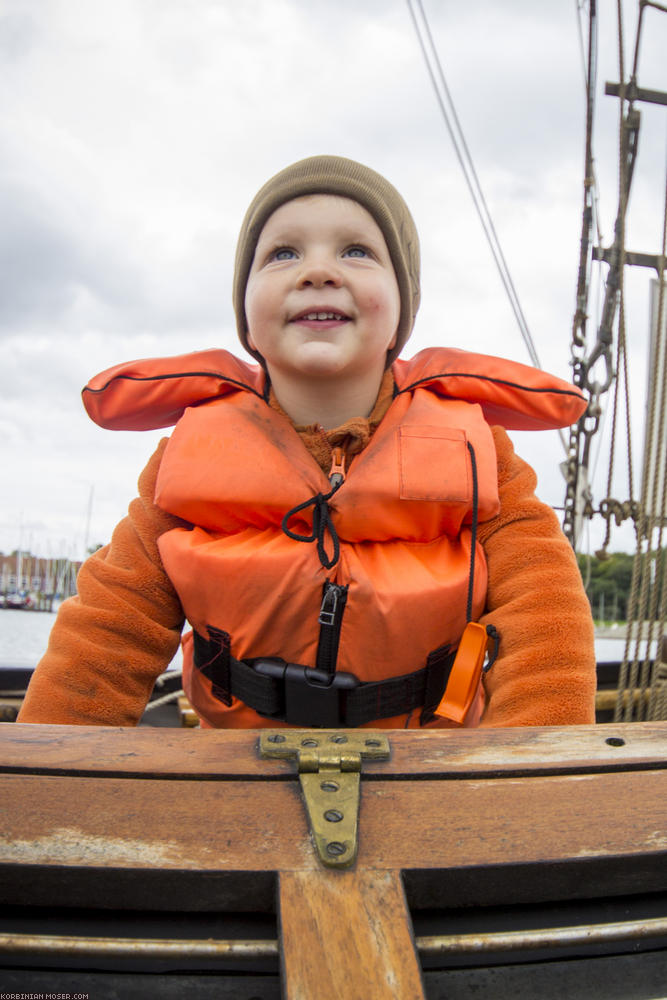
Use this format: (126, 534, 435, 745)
(82, 346, 587, 433)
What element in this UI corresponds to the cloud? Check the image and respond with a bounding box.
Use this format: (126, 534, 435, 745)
(0, 6, 40, 61)
(0, 0, 663, 560)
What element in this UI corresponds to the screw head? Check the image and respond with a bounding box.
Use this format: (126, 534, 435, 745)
(320, 780, 340, 792)
(324, 809, 344, 823)
(325, 841, 347, 857)
(330, 734, 348, 744)
(267, 734, 286, 743)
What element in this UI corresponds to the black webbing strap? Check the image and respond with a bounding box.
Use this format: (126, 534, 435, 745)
(192, 629, 456, 728)
(342, 662, 437, 727)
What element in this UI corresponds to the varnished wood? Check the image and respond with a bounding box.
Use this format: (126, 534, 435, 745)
(2, 722, 666, 778)
(1, 769, 664, 877)
(279, 868, 425, 1000)
(595, 688, 650, 711)
(1, 722, 666, 995)
(177, 695, 199, 727)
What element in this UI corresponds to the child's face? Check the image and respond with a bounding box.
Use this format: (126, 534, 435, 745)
(245, 195, 400, 386)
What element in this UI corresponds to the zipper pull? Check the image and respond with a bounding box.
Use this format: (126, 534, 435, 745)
(318, 584, 340, 626)
(329, 447, 346, 489)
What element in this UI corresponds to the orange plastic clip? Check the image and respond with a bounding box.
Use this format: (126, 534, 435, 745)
(328, 447, 346, 488)
(434, 621, 488, 724)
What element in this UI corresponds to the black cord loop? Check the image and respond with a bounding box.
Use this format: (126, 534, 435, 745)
(282, 488, 341, 570)
(484, 624, 500, 672)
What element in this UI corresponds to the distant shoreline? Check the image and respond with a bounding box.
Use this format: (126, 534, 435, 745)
(595, 624, 665, 640)
(595, 625, 628, 638)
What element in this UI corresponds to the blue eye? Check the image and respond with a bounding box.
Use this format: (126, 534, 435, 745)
(343, 246, 369, 258)
(272, 247, 297, 261)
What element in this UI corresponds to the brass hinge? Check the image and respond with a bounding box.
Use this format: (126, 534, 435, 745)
(260, 730, 390, 868)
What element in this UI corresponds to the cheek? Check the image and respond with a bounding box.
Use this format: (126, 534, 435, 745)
(379, 287, 401, 328)
(382, 285, 401, 348)
(376, 278, 401, 320)
(362, 293, 399, 351)
(244, 282, 269, 348)
(363, 283, 399, 317)
(244, 280, 260, 323)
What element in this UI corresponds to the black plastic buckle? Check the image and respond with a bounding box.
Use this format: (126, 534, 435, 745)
(252, 658, 359, 727)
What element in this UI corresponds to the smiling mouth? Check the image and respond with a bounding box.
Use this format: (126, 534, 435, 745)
(291, 310, 351, 323)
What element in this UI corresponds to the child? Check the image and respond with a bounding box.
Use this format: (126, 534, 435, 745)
(18, 155, 596, 730)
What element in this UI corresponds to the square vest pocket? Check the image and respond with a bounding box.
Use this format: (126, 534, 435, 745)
(398, 426, 471, 502)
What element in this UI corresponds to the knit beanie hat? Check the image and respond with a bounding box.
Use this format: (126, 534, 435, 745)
(233, 155, 420, 367)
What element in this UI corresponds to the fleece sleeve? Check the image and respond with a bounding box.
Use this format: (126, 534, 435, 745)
(17, 440, 186, 726)
(477, 427, 597, 727)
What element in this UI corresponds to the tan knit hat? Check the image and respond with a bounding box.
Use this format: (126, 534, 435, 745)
(233, 155, 420, 367)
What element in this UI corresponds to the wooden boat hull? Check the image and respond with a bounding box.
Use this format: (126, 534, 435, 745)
(0, 722, 665, 997)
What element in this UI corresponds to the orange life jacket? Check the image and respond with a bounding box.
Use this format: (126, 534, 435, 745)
(83, 346, 586, 729)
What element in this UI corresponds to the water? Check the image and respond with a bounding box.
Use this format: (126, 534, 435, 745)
(0, 608, 59, 668)
(0, 608, 653, 672)
(596, 636, 658, 662)
(0, 608, 183, 671)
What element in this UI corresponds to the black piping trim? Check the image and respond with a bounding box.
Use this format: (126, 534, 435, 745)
(466, 441, 478, 623)
(82, 370, 266, 401)
(396, 371, 584, 401)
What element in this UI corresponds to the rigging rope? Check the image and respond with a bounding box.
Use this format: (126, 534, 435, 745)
(406, 0, 542, 371)
(615, 158, 667, 722)
(563, 0, 652, 549)
(598, 0, 633, 556)
(564, 0, 601, 546)
(566, 0, 666, 718)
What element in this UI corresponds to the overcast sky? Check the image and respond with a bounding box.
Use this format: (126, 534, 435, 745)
(1, 0, 665, 561)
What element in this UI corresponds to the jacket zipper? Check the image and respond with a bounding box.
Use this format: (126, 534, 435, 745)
(314, 448, 348, 675)
(328, 447, 346, 489)
(316, 581, 348, 676)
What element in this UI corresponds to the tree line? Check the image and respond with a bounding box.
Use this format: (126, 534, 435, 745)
(577, 550, 665, 623)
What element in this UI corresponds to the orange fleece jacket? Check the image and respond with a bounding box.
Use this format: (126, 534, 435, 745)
(19, 418, 596, 728)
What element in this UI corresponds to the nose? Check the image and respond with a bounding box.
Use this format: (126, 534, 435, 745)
(296, 254, 342, 288)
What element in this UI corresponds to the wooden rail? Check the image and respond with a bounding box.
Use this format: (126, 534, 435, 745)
(1, 722, 665, 998)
